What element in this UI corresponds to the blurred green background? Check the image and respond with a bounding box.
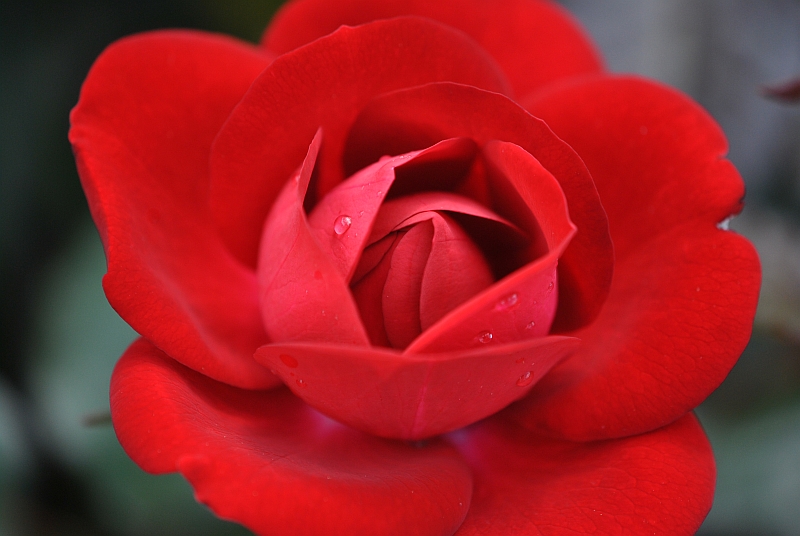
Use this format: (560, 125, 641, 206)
(1, 1, 799, 535)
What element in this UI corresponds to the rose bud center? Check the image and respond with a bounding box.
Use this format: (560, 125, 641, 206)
(350, 196, 499, 348)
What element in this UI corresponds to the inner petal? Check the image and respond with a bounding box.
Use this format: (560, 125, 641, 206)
(419, 213, 495, 331)
(382, 222, 434, 348)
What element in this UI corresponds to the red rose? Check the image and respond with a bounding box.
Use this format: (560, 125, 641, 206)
(70, 0, 760, 534)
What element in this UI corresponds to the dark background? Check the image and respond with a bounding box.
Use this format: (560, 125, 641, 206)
(1, 1, 799, 534)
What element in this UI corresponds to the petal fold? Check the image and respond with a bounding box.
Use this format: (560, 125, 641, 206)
(258, 131, 370, 347)
(112, 339, 473, 536)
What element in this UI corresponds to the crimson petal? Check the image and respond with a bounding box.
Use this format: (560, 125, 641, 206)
(451, 413, 715, 535)
(69, 31, 277, 389)
(517, 76, 761, 440)
(210, 17, 510, 267)
(258, 130, 370, 347)
(254, 336, 578, 440)
(263, 0, 604, 97)
(345, 82, 612, 332)
(112, 339, 473, 536)
(308, 138, 478, 282)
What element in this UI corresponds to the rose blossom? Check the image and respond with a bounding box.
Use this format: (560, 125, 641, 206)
(70, 0, 761, 534)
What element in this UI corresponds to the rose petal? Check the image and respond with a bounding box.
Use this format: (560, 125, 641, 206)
(419, 214, 496, 333)
(350, 233, 399, 347)
(405, 141, 576, 354)
(258, 130, 370, 347)
(514, 225, 761, 441)
(308, 137, 478, 282)
(382, 222, 433, 349)
(263, 0, 604, 97)
(451, 412, 715, 535)
(254, 336, 579, 439)
(367, 192, 526, 250)
(345, 82, 613, 332)
(112, 339, 473, 536)
(523, 76, 749, 258)
(515, 76, 761, 441)
(210, 17, 510, 267)
(69, 31, 278, 389)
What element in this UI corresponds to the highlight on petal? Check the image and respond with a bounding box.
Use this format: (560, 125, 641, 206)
(263, 0, 604, 97)
(210, 17, 510, 267)
(345, 82, 611, 332)
(254, 336, 579, 440)
(451, 412, 715, 535)
(516, 76, 761, 440)
(112, 339, 474, 536)
(69, 30, 277, 389)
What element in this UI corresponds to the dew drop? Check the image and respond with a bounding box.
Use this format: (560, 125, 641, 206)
(296, 379, 307, 388)
(477, 331, 493, 344)
(525, 321, 536, 330)
(495, 293, 519, 311)
(516, 371, 534, 387)
(279, 354, 298, 368)
(515, 357, 526, 364)
(334, 215, 352, 235)
(547, 281, 554, 292)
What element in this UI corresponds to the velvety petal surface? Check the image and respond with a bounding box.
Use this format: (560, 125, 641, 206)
(210, 17, 510, 267)
(255, 336, 578, 439)
(451, 413, 715, 535)
(308, 137, 479, 282)
(258, 130, 370, 347)
(345, 82, 612, 332)
(69, 31, 278, 389)
(112, 339, 474, 536)
(263, 0, 604, 97)
(516, 76, 761, 440)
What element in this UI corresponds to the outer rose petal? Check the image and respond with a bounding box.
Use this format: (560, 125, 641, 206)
(210, 17, 511, 267)
(345, 82, 613, 332)
(69, 31, 278, 389)
(255, 336, 578, 439)
(263, 0, 604, 97)
(516, 76, 761, 440)
(112, 339, 474, 536)
(451, 413, 715, 535)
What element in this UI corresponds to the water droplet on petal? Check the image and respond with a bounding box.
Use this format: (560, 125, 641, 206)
(547, 281, 554, 292)
(516, 371, 534, 387)
(515, 357, 525, 364)
(477, 331, 493, 344)
(495, 293, 519, 311)
(296, 379, 307, 388)
(525, 321, 536, 330)
(334, 215, 352, 235)
(279, 354, 298, 368)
